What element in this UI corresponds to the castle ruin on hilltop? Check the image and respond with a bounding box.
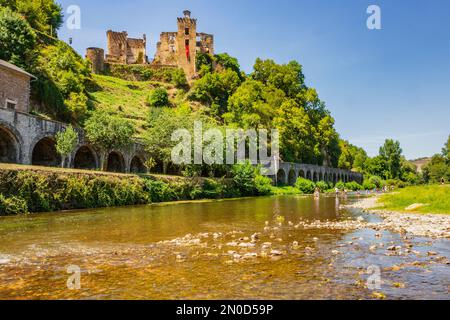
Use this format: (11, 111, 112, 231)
(86, 10, 214, 80)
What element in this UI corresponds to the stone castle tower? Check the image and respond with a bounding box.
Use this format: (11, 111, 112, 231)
(85, 10, 213, 79)
(153, 10, 214, 79)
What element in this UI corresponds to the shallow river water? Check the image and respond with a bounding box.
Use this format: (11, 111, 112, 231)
(0, 195, 448, 299)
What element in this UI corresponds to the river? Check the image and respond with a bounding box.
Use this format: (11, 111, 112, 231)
(0, 195, 448, 299)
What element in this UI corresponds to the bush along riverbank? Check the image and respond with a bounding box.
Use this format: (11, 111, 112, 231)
(0, 163, 273, 215)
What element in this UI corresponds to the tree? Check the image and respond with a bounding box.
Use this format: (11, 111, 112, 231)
(0, 7, 36, 69)
(442, 135, 450, 160)
(147, 88, 169, 108)
(379, 139, 402, 179)
(1, 0, 63, 36)
(144, 108, 194, 174)
(55, 125, 78, 167)
(252, 59, 305, 98)
(422, 154, 450, 183)
(189, 69, 241, 118)
(224, 79, 284, 128)
(214, 53, 242, 79)
(84, 111, 135, 170)
(364, 155, 388, 178)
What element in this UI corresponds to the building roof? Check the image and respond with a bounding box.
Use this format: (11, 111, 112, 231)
(0, 59, 36, 79)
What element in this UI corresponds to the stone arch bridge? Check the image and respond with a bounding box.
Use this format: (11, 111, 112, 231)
(0, 109, 148, 173)
(274, 162, 362, 186)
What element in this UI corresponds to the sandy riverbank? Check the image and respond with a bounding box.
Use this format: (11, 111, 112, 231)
(347, 196, 450, 239)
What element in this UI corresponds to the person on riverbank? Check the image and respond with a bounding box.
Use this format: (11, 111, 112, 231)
(314, 187, 320, 198)
(335, 187, 339, 196)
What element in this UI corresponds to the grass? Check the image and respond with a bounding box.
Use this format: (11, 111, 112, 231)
(271, 185, 303, 195)
(377, 184, 450, 214)
(0, 163, 187, 181)
(88, 74, 178, 136)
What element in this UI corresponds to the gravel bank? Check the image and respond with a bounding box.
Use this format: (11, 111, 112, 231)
(347, 196, 450, 239)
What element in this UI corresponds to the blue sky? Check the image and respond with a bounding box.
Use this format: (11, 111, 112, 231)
(58, 0, 450, 159)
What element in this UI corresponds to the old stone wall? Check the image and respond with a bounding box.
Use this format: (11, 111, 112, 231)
(0, 108, 148, 173)
(0, 65, 31, 113)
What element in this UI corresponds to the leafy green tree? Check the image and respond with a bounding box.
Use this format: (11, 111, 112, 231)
(214, 53, 242, 78)
(147, 88, 169, 108)
(189, 69, 241, 118)
(231, 161, 257, 196)
(1, 0, 63, 36)
(55, 125, 78, 167)
(0, 7, 36, 69)
(422, 154, 450, 183)
(38, 42, 91, 121)
(364, 155, 388, 178)
(252, 59, 305, 98)
(144, 107, 194, 174)
(379, 139, 403, 179)
(224, 79, 284, 128)
(84, 111, 135, 170)
(274, 99, 313, 163)
(442, 135, 450, 160)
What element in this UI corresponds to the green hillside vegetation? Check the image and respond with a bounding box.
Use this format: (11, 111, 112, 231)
(88, 74, 181, 136)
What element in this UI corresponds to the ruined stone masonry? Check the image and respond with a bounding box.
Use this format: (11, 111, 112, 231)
(153, 10, 214, 79)
(86, 10, 214, 79)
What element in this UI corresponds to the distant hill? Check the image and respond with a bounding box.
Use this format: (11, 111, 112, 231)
(409, 157, 431, 172)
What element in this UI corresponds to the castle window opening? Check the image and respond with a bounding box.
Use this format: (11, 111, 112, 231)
(5, 99, 17, 110)
(185, 28, 189, 35)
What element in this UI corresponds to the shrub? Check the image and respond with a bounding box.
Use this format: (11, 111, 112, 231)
(143, 179, 174, 202)
(362, 180, 377, 190)
(231, 162, 257, 196)
(0, 194, 28, 215)
(294, 178, 316, 194)
(345, 181, 363, 191)
(335, 180, 345, 190)
(147, 88, 169, 108)
(171, 68, 188, 88)
(368, 175, 383, 188)
(315, 181, 328, 192)
(254, 175, 273, 195)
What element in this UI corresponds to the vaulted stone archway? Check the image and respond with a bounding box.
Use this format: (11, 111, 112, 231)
(106, 151, 125, 173)
(31, 137, 61, 167)
(130, 155, 147, 173)
(277, 169, 287, 185)
(74, 146, 98, 170)
(0, 125, 20, 163)
(288, 169, 297, 186)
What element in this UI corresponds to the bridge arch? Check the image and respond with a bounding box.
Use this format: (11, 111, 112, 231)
(306, 171, 312, 181)
(73, 145, 98, 170)
(277, 168, 287, 185)
(318, 172, 323, 182)
(31, 136, 61, 167)
(106, 151, 126, 173)
(312, 171, 318, 182)
(299, 169, 305, 179)
(130, 155, 147, 173)
(0, 123, 21, 163)
(288, 169, 297, 186)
